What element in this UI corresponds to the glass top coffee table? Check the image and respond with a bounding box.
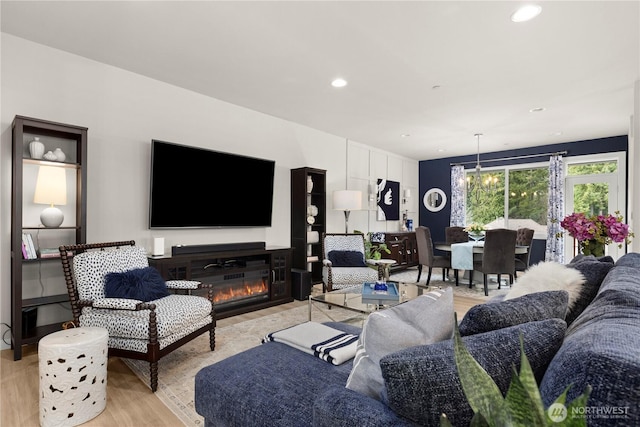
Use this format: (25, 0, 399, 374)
(308, 281, 431, 323)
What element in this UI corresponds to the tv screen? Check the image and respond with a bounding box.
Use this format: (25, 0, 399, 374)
(149, 140, 275, 228)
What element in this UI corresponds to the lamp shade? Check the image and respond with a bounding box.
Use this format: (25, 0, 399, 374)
(34, 166, 67, 206)
(332, 190, 362, 211)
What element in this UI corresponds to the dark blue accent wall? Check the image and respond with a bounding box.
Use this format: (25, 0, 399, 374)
(418, 135, 628, 244)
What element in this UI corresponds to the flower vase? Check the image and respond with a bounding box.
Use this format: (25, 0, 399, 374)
(29, 137, 45, 159)
(580, 239, 605, 257)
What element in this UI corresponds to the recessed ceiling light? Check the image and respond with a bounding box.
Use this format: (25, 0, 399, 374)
(511, 4, 542, 22)
(331, 78, 348, 88)
(401, 134, 411, 138)
(529, 107, 545, 113)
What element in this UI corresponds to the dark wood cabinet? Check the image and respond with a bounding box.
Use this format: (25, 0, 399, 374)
(291, 167, 326, 284)
(149, 247, 293, 319)
(379, 231, 418, 271)
(10, 116, 87, 360)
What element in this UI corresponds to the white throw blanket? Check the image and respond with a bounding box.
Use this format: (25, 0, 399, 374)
(262, 321, 358, 365)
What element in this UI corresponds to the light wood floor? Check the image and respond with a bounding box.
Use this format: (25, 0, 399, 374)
(1, 282, 483, 427)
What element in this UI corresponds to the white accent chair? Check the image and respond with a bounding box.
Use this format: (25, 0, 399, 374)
(321, 233, 381, 292)
(59, 240, 215, 392)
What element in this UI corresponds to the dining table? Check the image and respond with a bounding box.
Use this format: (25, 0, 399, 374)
(434, 241, 529, 271)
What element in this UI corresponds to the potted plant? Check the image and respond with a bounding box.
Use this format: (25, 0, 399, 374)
(354, 230, 391, 261)
(441, 317, 590, 427)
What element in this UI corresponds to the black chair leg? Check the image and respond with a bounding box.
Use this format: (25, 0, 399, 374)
(509, 274, 514, 284)
(426, 267, 433, 285)
(469, 271, 473, 288)
(498, 274, 502, 289)
(483, 274, 489, 296)
(454, 270, 459, 286)
(416, 265, 422, 282)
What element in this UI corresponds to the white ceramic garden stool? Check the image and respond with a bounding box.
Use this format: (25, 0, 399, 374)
(38, 327, 108, 427)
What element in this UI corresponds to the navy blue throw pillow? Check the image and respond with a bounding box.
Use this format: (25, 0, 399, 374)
(105, 267, 170, 302)
(328, 250, 366, 267)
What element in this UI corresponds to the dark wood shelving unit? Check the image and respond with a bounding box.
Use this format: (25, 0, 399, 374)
(10, 115, 87, 360)
(291, 167, 326, 284)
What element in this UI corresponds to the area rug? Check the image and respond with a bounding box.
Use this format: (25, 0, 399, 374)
(122, 273, 503, 426)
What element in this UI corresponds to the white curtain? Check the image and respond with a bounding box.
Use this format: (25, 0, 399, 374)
(545, 155, 564, 262)
(450, 165, 465, 226)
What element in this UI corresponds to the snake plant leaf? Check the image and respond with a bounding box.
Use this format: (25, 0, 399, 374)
(469, 412, 490, 427)
(439, 413, 454, 427)
(504, 334, 547, 424)
(452, 317, 506, 419)
(560, 385, 592, 427)
(504, 368, 547, 426)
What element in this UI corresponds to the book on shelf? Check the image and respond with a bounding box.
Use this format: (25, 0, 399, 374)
(39, 248, 61, 258)
(22, 233, 37, 259)
(21, 241, 29, 259)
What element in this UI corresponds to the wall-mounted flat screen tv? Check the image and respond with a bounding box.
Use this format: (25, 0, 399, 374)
(149, 140, 275, 228)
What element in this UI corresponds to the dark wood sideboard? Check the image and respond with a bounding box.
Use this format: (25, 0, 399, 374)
(377, 231, 419, 271)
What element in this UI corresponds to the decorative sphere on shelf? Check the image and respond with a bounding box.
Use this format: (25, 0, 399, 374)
(43, 151, 58, 161)
(53, 148, 66, 162)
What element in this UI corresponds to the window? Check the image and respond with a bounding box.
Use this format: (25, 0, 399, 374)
(466, 165, 548, 236)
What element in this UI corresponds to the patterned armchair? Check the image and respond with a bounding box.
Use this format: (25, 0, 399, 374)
(321, 233, 381, 292)
(59, 241, 215, 392)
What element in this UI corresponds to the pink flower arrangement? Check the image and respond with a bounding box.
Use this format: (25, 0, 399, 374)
(560, 211, 633, 247)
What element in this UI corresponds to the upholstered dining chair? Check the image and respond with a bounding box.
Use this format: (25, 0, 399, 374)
(444, 226, 469, 281)
(416, 226, 455, 285)
(514, 227, 535, 278)
(445, 226, 469, 244)
(322, 233, 381, 292)
(471, 228, 517, 296)
(59, 241, 216, 392)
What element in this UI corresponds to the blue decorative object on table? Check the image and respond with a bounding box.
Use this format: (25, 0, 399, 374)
(362, 282, 400, 304)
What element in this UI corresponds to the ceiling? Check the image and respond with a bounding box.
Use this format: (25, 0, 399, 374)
(2, 1, 639, 160)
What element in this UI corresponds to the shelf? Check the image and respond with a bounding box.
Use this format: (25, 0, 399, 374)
(21, 323, 66, 345)
(23, 158, 80, 168)
(23, 294, 69, 308)
(11, 115, 87, 361)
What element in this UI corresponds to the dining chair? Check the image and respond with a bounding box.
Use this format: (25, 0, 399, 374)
(416, 226, 456, 285)
(514, 228, 534, 278)
(471, 228, 516, 296)
(444, 226, 469, 282)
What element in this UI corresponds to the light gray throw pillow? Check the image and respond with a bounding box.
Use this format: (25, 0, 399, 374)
(345, 287, 454, 400)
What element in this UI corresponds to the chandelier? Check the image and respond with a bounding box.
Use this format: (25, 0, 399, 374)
(467, 133, 498, 202)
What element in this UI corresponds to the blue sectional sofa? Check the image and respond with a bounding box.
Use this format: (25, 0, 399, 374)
(195, 253, 640, 426)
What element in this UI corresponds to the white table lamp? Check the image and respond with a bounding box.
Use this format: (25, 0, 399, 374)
(33, 166, 67, 228)
(333, 190, 362, 233)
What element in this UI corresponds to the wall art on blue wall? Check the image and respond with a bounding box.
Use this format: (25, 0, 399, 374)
(377, 179, 399, 221)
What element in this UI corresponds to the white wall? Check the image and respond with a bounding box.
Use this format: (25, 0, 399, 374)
(0, 34, 418, 349)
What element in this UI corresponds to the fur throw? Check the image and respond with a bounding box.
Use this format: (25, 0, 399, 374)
(505, 261, 586, 310)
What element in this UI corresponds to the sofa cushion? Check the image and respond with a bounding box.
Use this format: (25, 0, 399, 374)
(381, 318, 567, 427)
(540, 256, 640, 418)
(104, 266, 170, 302)
(504, 261, 585, 309)
(564, 255, 614, 325)
(328, 250, 366, 267)
(345, 288, 454, 400)
(458, 290, 569, 336)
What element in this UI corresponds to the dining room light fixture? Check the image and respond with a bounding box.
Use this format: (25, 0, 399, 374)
(467, 133, 498, 202)
(33, 165, 67, 227)
(331, 78, 348, 88)
(333, 190, 362, 233)
(511, 4, 542, 22)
